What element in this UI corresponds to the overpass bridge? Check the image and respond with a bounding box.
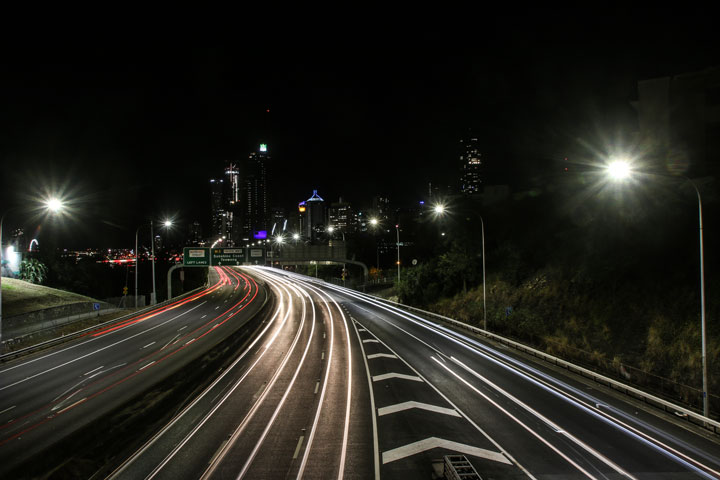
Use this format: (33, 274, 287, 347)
(267, 242, 369, 280)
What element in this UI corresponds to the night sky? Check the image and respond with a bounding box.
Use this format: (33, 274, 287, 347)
(1, 13, 718, 248)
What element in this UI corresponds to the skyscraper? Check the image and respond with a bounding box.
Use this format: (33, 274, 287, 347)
(209, 178, 226, 242)
(460, 134, 482, 194)
(304, 190, 325, 242)
(243, 144, 269, 240)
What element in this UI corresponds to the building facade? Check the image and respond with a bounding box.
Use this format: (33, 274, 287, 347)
(459, 134, 482, 194)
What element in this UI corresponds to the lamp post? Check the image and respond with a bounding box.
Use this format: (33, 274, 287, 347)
(369, 218, 380, 270)
(136, 219, 172, 308)
(433, 203, 487, 330)
(395, 224, 400, 284)
(607, 160, 708, 418)
(1, 199, 65, 348)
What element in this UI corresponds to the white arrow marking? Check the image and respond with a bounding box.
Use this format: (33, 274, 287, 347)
(378, 401, 460, 417)
(382, 437, 510, 465)
(372, 373, 422, 383)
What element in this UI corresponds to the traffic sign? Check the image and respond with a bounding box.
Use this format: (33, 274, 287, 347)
(212, 248, 245, 266)
(122, 286, 128, 295)
(183, 247, 210, 266)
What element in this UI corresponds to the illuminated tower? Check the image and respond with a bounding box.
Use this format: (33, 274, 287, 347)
(209, 178, 225, 241)
(460, 134, 482, 194)
(243, 143, 269, 240)
(305, 190, 325, 242)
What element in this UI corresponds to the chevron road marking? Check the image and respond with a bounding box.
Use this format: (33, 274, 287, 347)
(382, 437, 511, 465)
(367, 353, 397, 360)
(372, 373, 423, 382)
(378, 401, 461, 417)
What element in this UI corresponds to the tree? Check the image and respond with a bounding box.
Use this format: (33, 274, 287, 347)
(19, 258, 48, 285)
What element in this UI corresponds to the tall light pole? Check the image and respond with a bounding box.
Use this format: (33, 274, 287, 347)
(395, 224, 401, 284)
(1, 199, 65, 349)
(433, 203, 487, 330)
(370, 218, 380, 270)
(137, 219, 172, 307)
(607, 160, 708, 418)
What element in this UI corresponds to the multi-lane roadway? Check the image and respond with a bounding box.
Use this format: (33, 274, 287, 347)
(0, 266, 266, 477)
(1, 265, 719, 479)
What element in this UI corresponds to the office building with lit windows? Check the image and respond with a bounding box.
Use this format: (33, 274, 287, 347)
(460, 134, 482, 194)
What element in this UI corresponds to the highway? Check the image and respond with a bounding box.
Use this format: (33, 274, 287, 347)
(2, 265, 719, 479)
(240, 267, 720, 480)
(0, 266, 266, 478)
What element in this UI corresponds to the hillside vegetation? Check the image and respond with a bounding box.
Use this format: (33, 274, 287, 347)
(398, 174, 719, 414)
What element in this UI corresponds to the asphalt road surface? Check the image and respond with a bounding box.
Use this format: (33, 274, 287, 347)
(0, 266, 266, 477)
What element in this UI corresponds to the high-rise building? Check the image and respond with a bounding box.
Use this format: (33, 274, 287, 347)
(189, 221, 203, 245)
(304, 190, 326, 242)
(209, 178, 226, 242)
(328, 197, 355, 233)
(460, 134, 482, 194)
(270, 207, 286, 236)
(243, 144, 269, 240)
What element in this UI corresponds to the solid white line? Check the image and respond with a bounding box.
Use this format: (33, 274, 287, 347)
(52, 388, 81, 411)
(56, 397, 87, 415)
(83, 366, 104, 376)
(350, 320, 381, 480)
(139, 361, 156, 371)
(162, 335, 180, 350)
(0, 405, 16, 415)
(372, 372, 422, 382)
(378, 401, 461, 417)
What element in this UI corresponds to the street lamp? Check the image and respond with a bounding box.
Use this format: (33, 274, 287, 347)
(607, 166, 709, 418)
(1, 198, 65, 348)
(432, 204, 487, 330)
(395, 224, 400, 284)
(135, 219, 172, 308)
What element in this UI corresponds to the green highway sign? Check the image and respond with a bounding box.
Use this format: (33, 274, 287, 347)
(211, 248, 245, 266)
(183, 247, 210, 266)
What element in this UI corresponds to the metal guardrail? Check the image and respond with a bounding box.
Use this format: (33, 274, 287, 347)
(367, 295, 720, 435)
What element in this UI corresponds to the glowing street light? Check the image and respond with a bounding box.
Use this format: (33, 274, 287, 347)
(607, 165, 709, 418)
(44, 197, 65, 213)
(607, 159, 632, 180)
(433, 204, 446, 215)
(2, 198, 66, 349)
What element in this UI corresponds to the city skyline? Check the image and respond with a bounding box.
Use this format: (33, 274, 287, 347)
(2, 15, 719, 249)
